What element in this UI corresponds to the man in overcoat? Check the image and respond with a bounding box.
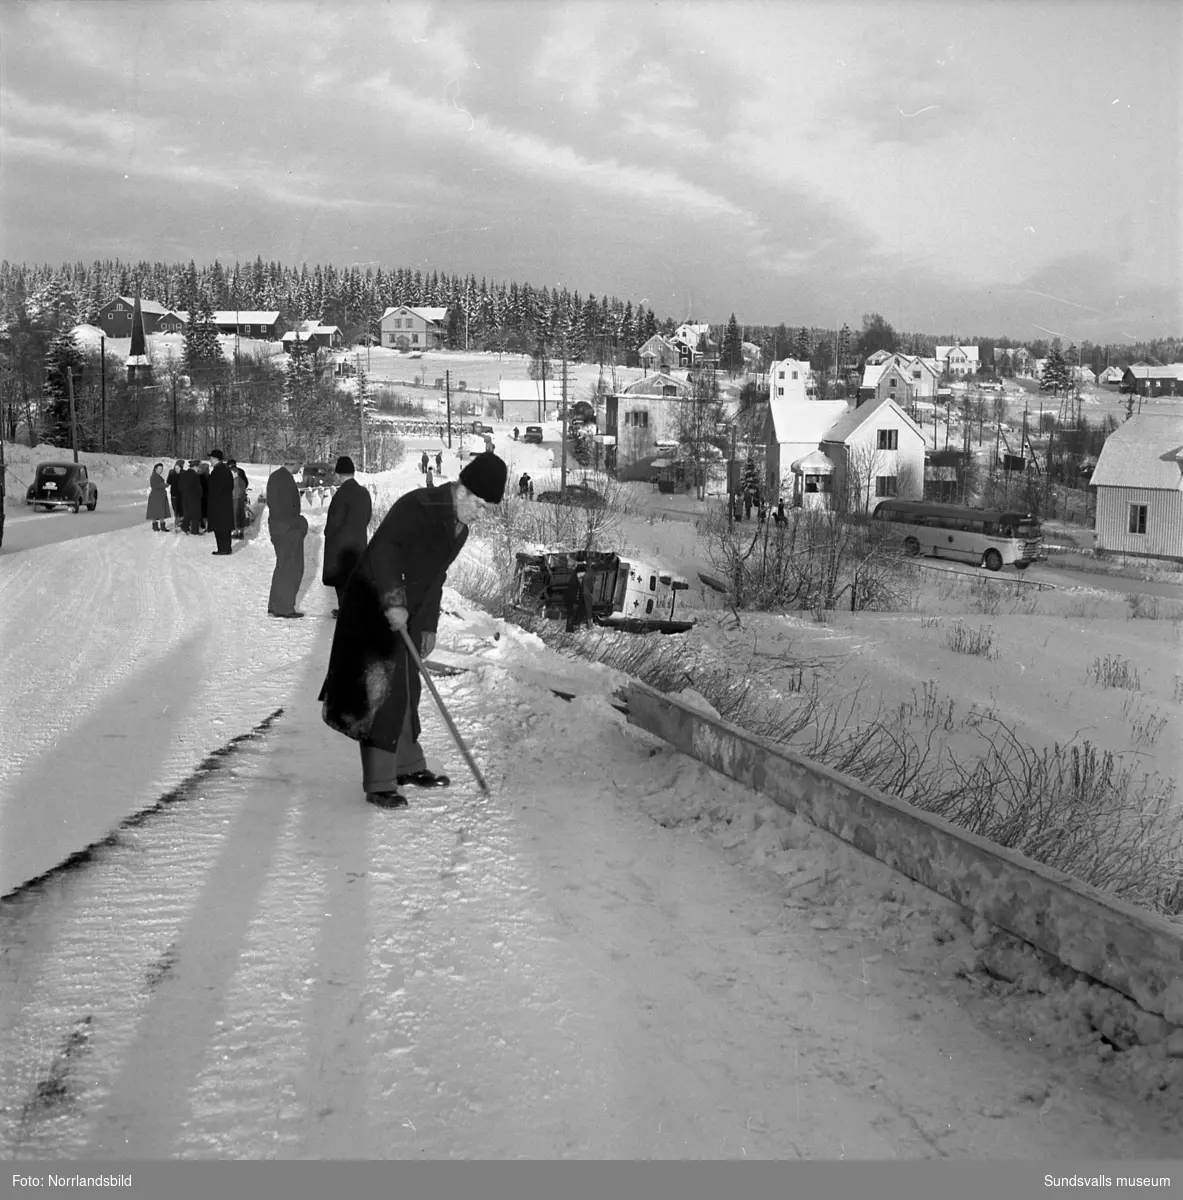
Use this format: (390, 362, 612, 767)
(322, 455, 372, 615)
(319, 450, 507, 809)
(266, 456, 309, 618)
(207, 449, 236, 555)
(178, 461, 204, 535)
(166, 459, 184, 529)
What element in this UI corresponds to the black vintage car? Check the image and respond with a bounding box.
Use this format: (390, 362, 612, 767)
(26, 462, 99, 512)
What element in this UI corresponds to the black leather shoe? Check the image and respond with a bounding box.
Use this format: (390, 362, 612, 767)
(397, 770, 451, 789)
(366, 790, 408, 809)
(271, 611, 305, 619)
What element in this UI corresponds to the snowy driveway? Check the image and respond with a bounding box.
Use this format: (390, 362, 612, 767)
(3, 625, 1180, 1159)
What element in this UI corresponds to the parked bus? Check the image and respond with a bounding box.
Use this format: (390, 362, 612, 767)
(872, 499, 1045, 571)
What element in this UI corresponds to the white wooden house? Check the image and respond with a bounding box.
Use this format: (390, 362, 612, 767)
(768, 358, 810, 405)
(818, 396, 926, 513)
(1090, 414, 1183, 560)
(380, 305, 449, 350)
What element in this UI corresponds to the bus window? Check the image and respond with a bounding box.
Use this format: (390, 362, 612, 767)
(649, 575, 656, 592)
(983, 522, 998, 536)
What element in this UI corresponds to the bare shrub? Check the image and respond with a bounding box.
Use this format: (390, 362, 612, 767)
(944, 620, 997, 659)
(1064, 598, 1100, 620)
(702, 506, 917, 614)
(1126, 592, 1183, 622)
(1086, 655, 1141, 691)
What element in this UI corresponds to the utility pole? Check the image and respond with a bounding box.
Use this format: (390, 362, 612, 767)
(728, 423, 736, 528)
(539, 339, 547, 425)
(357, 352, 366, 471)
(100, 334, 106, 451)
(66, 368, 79, 464)
(445, 370, 453, 449)
(172, 373, 178, 455)
(560, 335, 568, 499)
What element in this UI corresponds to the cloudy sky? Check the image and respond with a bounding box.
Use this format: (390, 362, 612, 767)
(1, 0, 1179, 342)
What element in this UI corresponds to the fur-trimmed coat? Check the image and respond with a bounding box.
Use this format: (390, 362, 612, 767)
(321, 477, 373, 588)
(319, 484, 468, 752)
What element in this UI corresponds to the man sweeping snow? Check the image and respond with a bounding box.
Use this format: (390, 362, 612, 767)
(318, 451, 508, 809)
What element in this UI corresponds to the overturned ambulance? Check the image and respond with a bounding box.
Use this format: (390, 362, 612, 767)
(512, 549, 694, 634)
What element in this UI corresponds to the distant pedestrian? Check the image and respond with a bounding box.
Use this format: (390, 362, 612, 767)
(518, 472, 531, 499)
(230, 461, 249, 539)
(322, 455, 372, 616)
(513, 426, 520, 441)
(528, 480, 534, 500)
(319, 450, 508, 810)
(425, 467, 434, 488)
(266, 456, 309, 618)
(435, 451, 443, 474)
(198, 461, 210, 531)
(178, 461, 203, 534)
(165, 459, 184, 528)
(773, 500, 787, 526)
(420, 451, 429, 475)
(207, 449, 236, 555)
(146, 463, 172, 532)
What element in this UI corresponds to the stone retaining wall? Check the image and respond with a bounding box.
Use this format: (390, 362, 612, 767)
(625, 680, 1183, 1024)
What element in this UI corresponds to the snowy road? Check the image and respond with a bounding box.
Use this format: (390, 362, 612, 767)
(3, 626, 1181, 1159)
(2, 497, 145, 555)
(2, 460, 1180, 1160)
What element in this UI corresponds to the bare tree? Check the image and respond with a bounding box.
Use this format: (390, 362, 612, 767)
(673, 367, 727, 500)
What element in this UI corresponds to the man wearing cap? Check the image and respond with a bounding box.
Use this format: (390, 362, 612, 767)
(319, 451, 507, 809)
(322, 455, 372, 616)
(207, 449, 236, 555)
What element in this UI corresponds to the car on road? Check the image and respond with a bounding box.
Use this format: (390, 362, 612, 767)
(25, 462, 99, 513)
(535, 483, 606, 510)
(470, 420, 494, 435)
(522, 425, 544, 444)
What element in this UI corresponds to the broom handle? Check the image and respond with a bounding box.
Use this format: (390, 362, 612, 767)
(398, 626, 488, 793)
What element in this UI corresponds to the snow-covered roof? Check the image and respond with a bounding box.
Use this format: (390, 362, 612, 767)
(622, 372, 690, 397)
(107, 296, 181, 317)
(768, 399, 850, 445)
(820, 394, 923, 444)
(498, 380, 551, 403)
(1124, 364, 1183, 381)
(790, 449, 835, 474)
(639, 334, 677, 355)
(861, 363, 887, 389)
(212, 311, 280, 325)
(1089, 414, 1183, 491)
(936, 344, 980, 363)
(381, 305, 449, 323)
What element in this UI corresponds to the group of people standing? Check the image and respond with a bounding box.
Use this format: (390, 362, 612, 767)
(149, 454, 250, 549)
(516, 472, 535, 500)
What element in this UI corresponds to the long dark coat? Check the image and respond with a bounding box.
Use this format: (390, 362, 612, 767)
(178, 468, 203, 523)
(207, 462, 236, 533)
(321, 477, 373, 588)
(166, 466, 182, 507)
(145, 472, 172, 521)
(198, 467, 210, 521)
(319, 484, 468, 752)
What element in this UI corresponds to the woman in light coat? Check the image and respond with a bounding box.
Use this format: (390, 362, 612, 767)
(145, 463, 172, 532)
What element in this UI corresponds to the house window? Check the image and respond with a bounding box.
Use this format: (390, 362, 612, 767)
(912, 371, 921, 379)
(412, 334, 419, 344)
(777, 387, 784, 396)
(662, 385, 677, 397)
(877, 429, 898, 450)
(1128, 504, 1148, 535)
(778, 371, 785, 380)
(875, 476, 898, 497)
(888, 378, 897, 389)
(791, 371, 798, 380)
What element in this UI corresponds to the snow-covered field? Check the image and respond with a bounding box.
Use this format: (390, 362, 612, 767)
(2, 441, 1183, 1159)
